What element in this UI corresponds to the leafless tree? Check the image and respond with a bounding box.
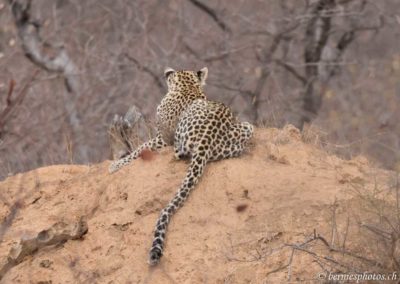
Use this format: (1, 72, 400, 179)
(0, 0, 399, 177)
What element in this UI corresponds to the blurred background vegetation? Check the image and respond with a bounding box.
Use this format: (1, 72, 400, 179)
(0, 0, 399, 179)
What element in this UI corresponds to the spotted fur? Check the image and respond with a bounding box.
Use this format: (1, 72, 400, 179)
(109, 67, 253, 265)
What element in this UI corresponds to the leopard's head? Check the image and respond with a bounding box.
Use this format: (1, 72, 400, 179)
(164, 67, 208, 92)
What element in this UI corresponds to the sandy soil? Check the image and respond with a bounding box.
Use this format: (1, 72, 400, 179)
(0, 126, 394, 283)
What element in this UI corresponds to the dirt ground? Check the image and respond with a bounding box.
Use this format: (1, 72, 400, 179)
(0, 126, 395, 283)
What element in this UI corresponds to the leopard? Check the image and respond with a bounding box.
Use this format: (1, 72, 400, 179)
(109, 67, 254, 265)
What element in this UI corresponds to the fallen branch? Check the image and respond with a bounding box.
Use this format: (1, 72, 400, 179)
(0, 218, 88, 280)
(285, 230, 385, 273)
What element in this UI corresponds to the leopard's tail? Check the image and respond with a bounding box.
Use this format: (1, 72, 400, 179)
(148, 151, 208, 265)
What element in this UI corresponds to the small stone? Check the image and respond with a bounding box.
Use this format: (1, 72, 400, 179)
(39, 259, 53, 268)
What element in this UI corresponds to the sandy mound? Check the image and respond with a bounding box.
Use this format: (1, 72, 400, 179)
(0, 126, 395, 283)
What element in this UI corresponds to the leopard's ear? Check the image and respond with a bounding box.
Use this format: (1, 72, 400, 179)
(164, 67, 175, 79)
(197, 67, 208, 86)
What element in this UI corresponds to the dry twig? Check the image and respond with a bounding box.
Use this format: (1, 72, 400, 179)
(0, 70, 40, 137)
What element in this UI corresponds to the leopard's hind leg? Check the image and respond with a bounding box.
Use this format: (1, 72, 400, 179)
(209, 121, 254, 161)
